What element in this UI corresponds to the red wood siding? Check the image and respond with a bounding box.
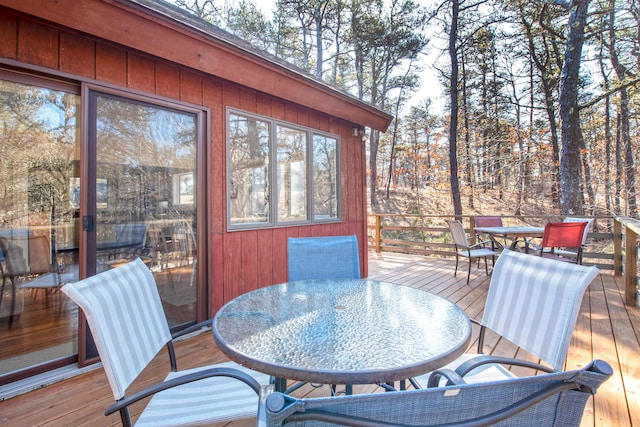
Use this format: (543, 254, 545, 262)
(95, 42, 127, 85)
(17, 18, 58, 69)
(60, 31, 95, 78)
(155, 61, 181, 99)
(1, 9, 370, 315)
(0, 11, 17, 60)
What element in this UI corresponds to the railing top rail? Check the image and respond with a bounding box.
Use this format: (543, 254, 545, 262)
(616, 216, 640, 235)
(370, 213, 615, 220)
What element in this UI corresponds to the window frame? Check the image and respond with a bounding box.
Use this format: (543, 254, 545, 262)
(226, 108, 341, 231)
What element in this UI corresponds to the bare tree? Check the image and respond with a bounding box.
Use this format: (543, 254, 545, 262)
(558, 0, 590, 215)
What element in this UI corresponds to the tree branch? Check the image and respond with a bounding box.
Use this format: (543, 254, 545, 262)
(578, 77, 640, 110)
(544, 0, 570, 8)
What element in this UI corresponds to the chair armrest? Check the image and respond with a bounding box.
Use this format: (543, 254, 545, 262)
(469, 240, 492, 249)
(171, 319, 213, 341)
(425, 368, 466, 387)
(167, 320, 214, 372)
(105, 366, 262, 416)
(455, 355, 556, 378)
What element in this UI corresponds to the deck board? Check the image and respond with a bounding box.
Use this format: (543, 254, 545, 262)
(0, 251, 638, 426)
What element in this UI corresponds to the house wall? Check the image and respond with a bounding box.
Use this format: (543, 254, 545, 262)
(0, 8, 369, 314)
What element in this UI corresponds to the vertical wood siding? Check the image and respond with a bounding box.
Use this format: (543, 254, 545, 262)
(2, 10, 369, 314)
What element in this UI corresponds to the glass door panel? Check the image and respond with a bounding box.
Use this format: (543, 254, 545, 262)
(91, 92, 198, 328)
(0, 78, 80, 377)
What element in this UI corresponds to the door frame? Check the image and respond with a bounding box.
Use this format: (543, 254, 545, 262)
(77, 82, 209, 366)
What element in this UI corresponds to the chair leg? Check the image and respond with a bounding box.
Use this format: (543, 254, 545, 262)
(8, 278, 16, 327)
(466, 258, 472, 284)
(0, 277, 6, 315)
(453, 253, 459, 277)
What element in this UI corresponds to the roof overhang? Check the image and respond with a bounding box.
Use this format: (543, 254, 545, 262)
(1, 0, 393, 131)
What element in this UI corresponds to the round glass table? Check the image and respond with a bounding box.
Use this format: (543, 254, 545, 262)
(213, 279, 471, 391)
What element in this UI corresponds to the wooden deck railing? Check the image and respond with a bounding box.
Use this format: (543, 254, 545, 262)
(614, 216, 640, 306)
(368, 214, 639, 306)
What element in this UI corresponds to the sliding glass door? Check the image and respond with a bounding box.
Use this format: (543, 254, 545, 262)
(0, 77, 80, 378)
(87, 89, 200, 328)
(1, 75, 204, 381)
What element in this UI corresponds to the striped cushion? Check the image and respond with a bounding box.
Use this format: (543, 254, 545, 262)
(136, 362, 270, 427)
(415, 249, 599, 388)
(61, 258, 172, 400)
(482, 249, 599, 370)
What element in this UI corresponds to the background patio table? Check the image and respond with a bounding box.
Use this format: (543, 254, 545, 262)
(474, 226, 545, 252)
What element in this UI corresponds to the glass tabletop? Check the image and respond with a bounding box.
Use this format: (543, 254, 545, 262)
(213, 279, 471, 385)
(474, 226, 544, 236)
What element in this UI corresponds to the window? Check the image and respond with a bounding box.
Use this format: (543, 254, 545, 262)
(277, 125, 307, 222)
(313, 134, 338, 220)
(227, 114, 270, 225)
(227, 110, 340, 230)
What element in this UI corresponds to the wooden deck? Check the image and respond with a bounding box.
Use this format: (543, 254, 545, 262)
(1, 251, 638, 426)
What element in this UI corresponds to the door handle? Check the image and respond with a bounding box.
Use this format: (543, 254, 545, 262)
(82, 215, 94, 231)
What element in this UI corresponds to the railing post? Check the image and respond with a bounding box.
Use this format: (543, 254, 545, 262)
(375, 214, 381, 253)
(469, 216, 477, 244)
(614, 218, 622, 275)
(624, 224, 637, 306)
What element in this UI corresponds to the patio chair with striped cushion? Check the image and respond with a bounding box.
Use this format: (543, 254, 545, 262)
(259, 360, 612, 427)
(61, 258, 270, 427)
(412, 249, 599, 388)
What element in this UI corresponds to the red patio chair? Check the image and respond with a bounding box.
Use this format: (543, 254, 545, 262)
(473, 216, 505, 250)
(473, 216, 503, 228)
(538, 222, 588, 264)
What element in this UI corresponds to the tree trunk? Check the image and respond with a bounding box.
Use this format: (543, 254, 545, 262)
(558, 0, 590, 215)
(461, 52, 474, 209)
(619, 89, 637, 216)
(510, 69, 525, 216)
(369, 130, 379, 207)
(519, 3, 561, 208)
(615, 113, 622, 214)
(599, 42, 613, 219)
(608, 0, 638, 216)
(315, 3, 323, 78)
(449, 0, 463, 218)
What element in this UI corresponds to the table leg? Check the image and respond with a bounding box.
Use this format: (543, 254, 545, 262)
(274, 377, 287, 393)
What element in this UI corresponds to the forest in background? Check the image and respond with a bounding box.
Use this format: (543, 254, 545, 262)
(171, 0, 640, 219)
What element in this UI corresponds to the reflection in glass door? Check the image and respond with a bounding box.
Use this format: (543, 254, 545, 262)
(89, 90, 198, 329)
(0, 78, 80, 379)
